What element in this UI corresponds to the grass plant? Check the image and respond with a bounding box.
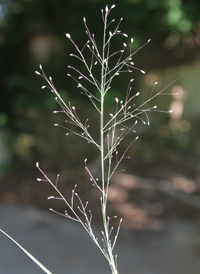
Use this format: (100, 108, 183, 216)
(1, 4, 175, 274)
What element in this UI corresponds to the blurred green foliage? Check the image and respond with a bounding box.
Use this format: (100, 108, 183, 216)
(0, 0, 200, 177)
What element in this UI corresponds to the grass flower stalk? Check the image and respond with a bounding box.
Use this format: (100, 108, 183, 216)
(1, 4, 175, 274)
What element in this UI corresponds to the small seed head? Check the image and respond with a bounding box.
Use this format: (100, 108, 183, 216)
(66, 33, 71, 38)
(47, 196, 54, 200)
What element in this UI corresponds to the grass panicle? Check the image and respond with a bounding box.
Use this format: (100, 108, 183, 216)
(1, 4, 175, 274)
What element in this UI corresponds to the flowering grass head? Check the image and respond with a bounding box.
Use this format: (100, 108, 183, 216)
(1, 4, 175, 274)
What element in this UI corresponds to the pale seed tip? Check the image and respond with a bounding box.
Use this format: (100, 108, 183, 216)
(169, 110, 173, 113)
(36, 162, 39, 167)
(155, 82, 158, 85)
(83, 17, 86, 22)
(131, 38, 134, 43)
(47, 196, 54, 200)
(37, 178, 42, 181)
(35, 71, 40, 75)
(111, 4, 115, 9)
(66, 33, 71, 38)
(141, 70, 145, 74)
(39, 64, 42, 69)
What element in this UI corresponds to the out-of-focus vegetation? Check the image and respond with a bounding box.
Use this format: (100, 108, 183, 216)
(0, 0, 200, 211)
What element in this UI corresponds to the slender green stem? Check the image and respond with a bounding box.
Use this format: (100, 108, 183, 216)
(0, 229, 53, 274)
(99, 9, 118, 274)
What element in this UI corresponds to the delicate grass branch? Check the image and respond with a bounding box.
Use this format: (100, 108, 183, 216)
(1, 4, 175, 274)
(35, 6, 174, 274)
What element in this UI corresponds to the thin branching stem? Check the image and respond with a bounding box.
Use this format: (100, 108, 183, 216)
(32, 4, 174, 274)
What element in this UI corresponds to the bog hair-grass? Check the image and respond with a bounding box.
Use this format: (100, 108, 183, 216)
(0, 4, 175, 274)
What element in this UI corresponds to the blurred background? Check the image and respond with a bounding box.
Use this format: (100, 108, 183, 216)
(1, 0, 200, 271)
(1, 0, 200, 225)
